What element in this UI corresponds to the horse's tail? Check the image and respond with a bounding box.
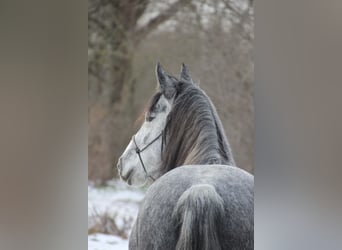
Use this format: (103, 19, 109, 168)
(173, 184, 225, 250)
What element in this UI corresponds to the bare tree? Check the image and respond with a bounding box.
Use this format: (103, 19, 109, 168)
(88, 0, 195, 181)
(88, 0, 254, 182)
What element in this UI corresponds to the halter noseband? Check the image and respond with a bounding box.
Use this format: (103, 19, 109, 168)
(132, 131, 163, 181)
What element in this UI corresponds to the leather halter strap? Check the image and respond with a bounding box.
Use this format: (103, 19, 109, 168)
(132, 131, 163, 181)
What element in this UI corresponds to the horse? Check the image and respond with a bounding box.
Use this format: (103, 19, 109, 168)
(117, 63, 254, 250)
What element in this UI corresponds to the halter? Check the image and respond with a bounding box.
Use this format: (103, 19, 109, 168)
(132, 131, 163, 181)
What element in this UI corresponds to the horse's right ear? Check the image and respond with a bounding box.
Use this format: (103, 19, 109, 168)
(156, 62, 176, 99)
(180, 63, 193, 83)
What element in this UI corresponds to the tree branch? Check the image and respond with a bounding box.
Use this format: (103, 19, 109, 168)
(222, 0, 242, 17)
(134, 0, 191, 43)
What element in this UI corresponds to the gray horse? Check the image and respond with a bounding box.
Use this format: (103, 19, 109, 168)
(117, 63, 254, 250)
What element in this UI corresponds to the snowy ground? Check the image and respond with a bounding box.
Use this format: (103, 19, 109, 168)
(88, 180, 145, 250)
(88, 234, 128, 250)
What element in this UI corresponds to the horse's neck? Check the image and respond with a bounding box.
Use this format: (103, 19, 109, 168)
(161, 89, 235, 172)
(163, 123, 234, 171)
(182, 132, 227, 166)
(189, 111, 235, 166)
(203, 96, 235, 166)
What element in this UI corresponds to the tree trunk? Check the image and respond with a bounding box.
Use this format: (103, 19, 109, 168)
(88, 53, 136, 182)
(88, 0, 190, 182)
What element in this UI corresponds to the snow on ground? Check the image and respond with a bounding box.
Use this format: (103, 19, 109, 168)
(89, 233, 128, 250)
(88, 180, 145, 250)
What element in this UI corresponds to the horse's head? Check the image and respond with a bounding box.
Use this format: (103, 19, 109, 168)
(117, 63, 193, 186)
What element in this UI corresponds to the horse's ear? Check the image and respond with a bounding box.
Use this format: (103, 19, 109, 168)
(156, 62, 176, 99)
(180, 63, 193, 83)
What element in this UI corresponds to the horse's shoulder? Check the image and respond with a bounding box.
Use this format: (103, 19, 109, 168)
(147, 165, 253, 195)
(161, 164, 253, 180)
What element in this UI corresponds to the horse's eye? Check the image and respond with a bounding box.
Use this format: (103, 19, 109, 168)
(146, 114, 155, 122)
(155, 104, 160, 110)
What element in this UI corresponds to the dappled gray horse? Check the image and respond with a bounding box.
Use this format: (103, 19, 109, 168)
(117, 63, 254, 250)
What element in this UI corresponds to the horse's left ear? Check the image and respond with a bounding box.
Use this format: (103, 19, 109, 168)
(180, 63, 193, 84)
(156, 62, 176, 99)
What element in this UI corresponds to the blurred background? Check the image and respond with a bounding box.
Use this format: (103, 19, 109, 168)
(88, 0, 253, 248)
(3, 1, 341, 250)
(88, 0, 254, 184)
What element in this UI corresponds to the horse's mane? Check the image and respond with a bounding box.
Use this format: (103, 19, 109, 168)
(160, 81, 235, 174)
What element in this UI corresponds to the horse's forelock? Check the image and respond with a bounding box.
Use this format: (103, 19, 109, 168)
(147, 92, 162, 114)
(134, 92, 162, 128)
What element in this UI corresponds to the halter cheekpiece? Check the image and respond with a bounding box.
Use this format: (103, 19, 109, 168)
(132, 131, 163, 181)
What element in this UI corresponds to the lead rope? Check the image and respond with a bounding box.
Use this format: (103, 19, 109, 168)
(133, 131, 163, 181)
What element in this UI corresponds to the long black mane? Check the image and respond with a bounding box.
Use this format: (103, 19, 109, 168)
(159, 80, 235, 174)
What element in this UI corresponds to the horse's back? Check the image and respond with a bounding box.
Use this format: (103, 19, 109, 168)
(129, 165, 254, 250)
